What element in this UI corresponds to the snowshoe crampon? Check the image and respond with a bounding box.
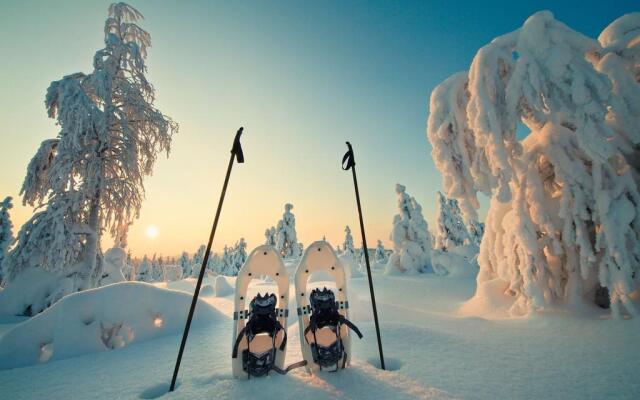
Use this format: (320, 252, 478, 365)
(232, 245, 305, 379)
(295, 241, 363, 372)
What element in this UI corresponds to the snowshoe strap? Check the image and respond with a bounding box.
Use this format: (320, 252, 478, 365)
(271, 360, 308, 375)
(339, 316, 363, 339)
(232, 326, 247, 358)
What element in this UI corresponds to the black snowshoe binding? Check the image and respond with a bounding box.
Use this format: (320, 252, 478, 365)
(304, 287, 363, 371)
(232, 293, 305, 377)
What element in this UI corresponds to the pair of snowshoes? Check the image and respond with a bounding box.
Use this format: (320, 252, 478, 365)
(232, 241, 362, 379)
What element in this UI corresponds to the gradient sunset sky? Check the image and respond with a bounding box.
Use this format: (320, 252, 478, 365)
(0, 0, 636, 257)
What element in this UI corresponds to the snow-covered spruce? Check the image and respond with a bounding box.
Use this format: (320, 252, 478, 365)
(2, 3, 177, 314)
(179, 251, 191, 277)
(427, 11, 640, 317)
(275, 203, 299, 259)
(386, 184, 440, 274)
(0, 197, 13, 286)
(264, 226, 276, 246)
(435, 191, 469, 251)
(342, 225, 356, 257)
(375, 240, 388, 265)
(137, 255, 152, 283)
(466, 219, 485, 246)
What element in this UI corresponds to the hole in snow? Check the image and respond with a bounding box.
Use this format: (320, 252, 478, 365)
(39, 342, 54, 363)
(82, 317, 95, 326)
(366, 357, 403, 371)
(139, 382, 179, 399)
(101, 322, 135, 349)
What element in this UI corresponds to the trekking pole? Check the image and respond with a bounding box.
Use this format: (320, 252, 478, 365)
(170, 127, 245, 392)
(341, 142, 386, 370)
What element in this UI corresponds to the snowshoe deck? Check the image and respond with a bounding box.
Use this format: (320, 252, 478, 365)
(232, 245, 290, 379)
(294, 241, 361, 373)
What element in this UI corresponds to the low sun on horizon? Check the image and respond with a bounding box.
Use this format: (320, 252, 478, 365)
(145, 226, 159, 239)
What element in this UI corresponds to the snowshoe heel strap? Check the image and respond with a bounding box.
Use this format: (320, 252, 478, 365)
(340, 317, 363, 339)
(271, 360, 308, 375)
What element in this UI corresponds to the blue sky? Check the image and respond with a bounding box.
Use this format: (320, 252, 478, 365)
(0, 0, 637, 256)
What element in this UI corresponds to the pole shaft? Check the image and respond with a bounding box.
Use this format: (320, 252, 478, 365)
(170, 152, 236, 391)
(350, 165, 386, 370)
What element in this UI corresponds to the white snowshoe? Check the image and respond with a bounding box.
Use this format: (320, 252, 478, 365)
(294, 241, 363, 373)
(231, 245, 305, 379)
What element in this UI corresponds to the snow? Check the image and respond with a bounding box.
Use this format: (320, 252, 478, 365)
(0, 271, 638, 399)
(213, 276, 234, 297)
(0, 282, 218, 369)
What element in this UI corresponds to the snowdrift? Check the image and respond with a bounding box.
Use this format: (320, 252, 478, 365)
(0, 282, 219, 369)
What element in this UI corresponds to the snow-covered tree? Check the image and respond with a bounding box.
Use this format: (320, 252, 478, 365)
(227, 238, 247, 276)
(466, 220, 485, 246)
(2, 3, 176, 308)
(275, 203, 299, 258)
(191, 245, 206, 277)
(342, 226, 356, 257)
(179, 251, 191, 277)
(264, 227, 276, 246)
(386, 184, 436, 274)
(99, 247, 126, 286)
(137, 255, 152, 282)
(435, 191, 469, 251)
(0, 197, 14, 286)
(427, 11, 640, 317)
(375, 240, 388, 264)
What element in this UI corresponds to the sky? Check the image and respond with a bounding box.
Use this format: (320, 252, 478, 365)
(0, 0, 637, 258)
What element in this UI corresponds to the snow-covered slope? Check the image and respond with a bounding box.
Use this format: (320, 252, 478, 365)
(0, 273, 638, 399)
(0, 282, 219, 369)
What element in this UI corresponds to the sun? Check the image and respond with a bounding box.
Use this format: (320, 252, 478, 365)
(146, 226, 159, 239)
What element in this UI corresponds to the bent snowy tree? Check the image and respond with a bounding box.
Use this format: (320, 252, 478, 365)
(3, 3, 177, 314)
(427, 11, 640, 318)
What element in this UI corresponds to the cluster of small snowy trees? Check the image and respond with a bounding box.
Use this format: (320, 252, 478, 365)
(0, 197, 14, 286)
(175, 239, 248, 279)
(427, 12, 640, 317)
(0, 3, 176, 314)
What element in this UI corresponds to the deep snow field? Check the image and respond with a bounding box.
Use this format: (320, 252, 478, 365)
(1, 272, 639, 400)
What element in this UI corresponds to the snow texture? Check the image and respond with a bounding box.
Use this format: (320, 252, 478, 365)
(427, 11, 640, 318)
(0, 282, 216, 369)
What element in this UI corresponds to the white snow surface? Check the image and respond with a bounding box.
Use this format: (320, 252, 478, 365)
(0, 272, 638, 399)
(0, 282, 218, 369)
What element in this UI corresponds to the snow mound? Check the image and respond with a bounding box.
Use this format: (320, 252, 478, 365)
(458, 278, 522, 319)
(431, 245, 479, 278)
(0, 268, 69, 317)
(213, 276, 234, 297)
(0, 282, 219, 369)
(200, 284, 215, 296)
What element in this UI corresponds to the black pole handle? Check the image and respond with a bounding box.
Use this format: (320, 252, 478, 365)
(342, 141, 355, 170)
(232, 127, 244, 163)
